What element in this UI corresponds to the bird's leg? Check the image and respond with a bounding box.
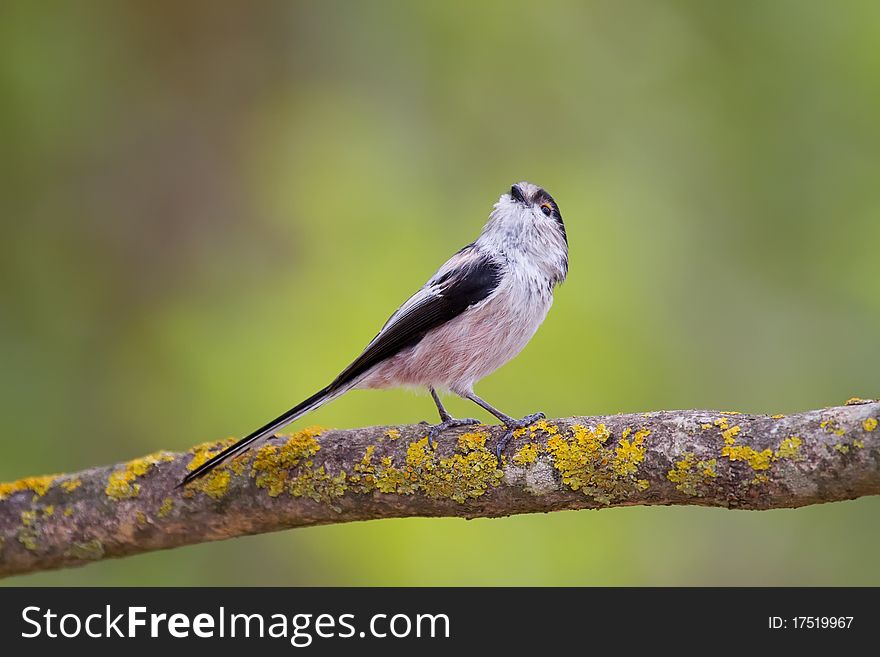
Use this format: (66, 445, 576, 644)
(424, 387, 480, 442)
(462, 392, 545, 461)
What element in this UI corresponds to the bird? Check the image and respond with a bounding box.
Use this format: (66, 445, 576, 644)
(180, 181, 568, 486)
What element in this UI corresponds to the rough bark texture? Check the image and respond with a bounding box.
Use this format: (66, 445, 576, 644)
(1, 400, 878, 578)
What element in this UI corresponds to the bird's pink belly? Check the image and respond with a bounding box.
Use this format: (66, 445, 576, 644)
(358, 293, 548, 393)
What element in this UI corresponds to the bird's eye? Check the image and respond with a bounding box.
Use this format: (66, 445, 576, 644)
(540, 203, 552, 216)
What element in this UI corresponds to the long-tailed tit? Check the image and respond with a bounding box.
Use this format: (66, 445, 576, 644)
(181, 181, 567, 485)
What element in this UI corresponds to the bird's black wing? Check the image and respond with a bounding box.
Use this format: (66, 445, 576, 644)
(329, 245, 503, 390)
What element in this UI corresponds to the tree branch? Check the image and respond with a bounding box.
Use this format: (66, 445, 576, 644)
(1, 401, 878, 577)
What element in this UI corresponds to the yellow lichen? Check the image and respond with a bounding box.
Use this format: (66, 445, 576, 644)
(457, 431, 487, 451)
(854, 439, 864, 449)
(666, 453, 717, 496)
(60, 478, 82, 493)
(701, 419, 807, 484)
(105, 472, 139, 501)
(186, 438, 236, 470)
(229, 457, 246, 476)
(413, 433, 503, 503)
(845, 397, 871, 405)
(16, 507, 57, 552)
(384, 428, 401, 441)
(288, 464, 348, 502)
(667, 453, 696, 493)
(703, 459, 718, 478)
(16, 509, 41, 550)
(770, 414, 785, 420)
(405, 439, 433, 470)
(348, 446, 375, 488)
(773, 436, 802, 461)
(511, 419, 558, 441)
(512, 426, 529, 439)
(722, 443, 773, 471)
(718, 424, 772, 471)
(613, 429, 649, 476)
(196, 470, 231, 500)
(245, 427, 346, 504)
(63, 507, 73, 517)
(295, 425, 325, 441)
(834, 443, 850, 454)
(135, 511, 148, 526)
(512, 442, 540, 466)
(373, 456, 408, 494)
(251, 429, 323, 497)
(18, 529, 38, 551)
(185, 432, 276, 492)
(350, 433, 503, 503)
(820, 419, 846, 436)
(545, 423, 649, 504)
(105, 451, 175, 501)
(0, 474, 59, 501)
(863, 418, 877, 432)
(158, 497, 174, 518)
(351, 445, 407, 495)
(530, 419, 559, 436)
(187, 426, 323, 500)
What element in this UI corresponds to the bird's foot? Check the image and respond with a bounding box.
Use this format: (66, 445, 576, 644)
(495, 412, 546, 462)
(426, 417, 481, 443)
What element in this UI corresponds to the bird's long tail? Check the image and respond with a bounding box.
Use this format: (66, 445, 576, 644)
(178, 384, 342, 487)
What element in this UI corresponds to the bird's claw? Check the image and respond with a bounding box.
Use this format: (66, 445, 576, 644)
(495, 412, 546, 462)
(426, 417, 481, 442)
(518, 412, 546, 426)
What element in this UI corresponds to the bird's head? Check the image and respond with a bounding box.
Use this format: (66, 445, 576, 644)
(480, 181, 568, 282)
(503, 181, 566, 245)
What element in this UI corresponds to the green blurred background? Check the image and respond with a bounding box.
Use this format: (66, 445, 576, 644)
(2, 0, 878, 585)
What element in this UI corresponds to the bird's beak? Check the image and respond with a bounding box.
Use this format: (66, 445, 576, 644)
(510, 184, 526, 204)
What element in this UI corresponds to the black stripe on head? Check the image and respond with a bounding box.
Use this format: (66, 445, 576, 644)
(535, 188, 567, 244)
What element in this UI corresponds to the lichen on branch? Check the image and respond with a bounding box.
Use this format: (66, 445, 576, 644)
(1, 400, 878, 578)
